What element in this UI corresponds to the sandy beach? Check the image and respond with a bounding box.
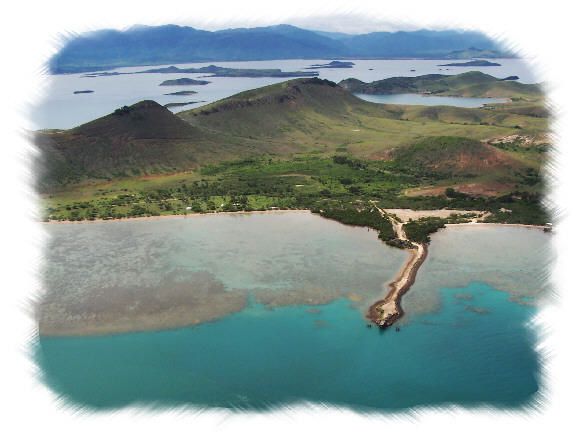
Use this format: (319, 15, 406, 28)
(42, 209, 312, 224)
(382, 208, 485, 222)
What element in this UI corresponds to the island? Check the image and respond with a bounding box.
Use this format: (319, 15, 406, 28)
(164, 101, 204, 108)
(142, 65, 319, 78)
(305, 60, 355, 69)
(163, 90, 198, 96)
(83, 72, 123, 77)
(84, 65, 319, 79)
(159, 78, 211, 86)
(73, 90, 94, 94)
(438, 60, 501, 67)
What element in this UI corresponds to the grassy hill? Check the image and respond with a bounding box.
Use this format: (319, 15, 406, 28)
(37, 76, 549, 225)
(36, 77, 548, 190)
(179, 76, 546, 159)
(391, 136, 520, 176)
(35, 101, 213, 188)
(339, 72, 543, 100)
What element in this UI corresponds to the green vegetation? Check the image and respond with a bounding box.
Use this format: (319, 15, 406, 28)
(310, 202, 396, 244)
(404, 218, 447, 243)
(42, 154, 549, 228)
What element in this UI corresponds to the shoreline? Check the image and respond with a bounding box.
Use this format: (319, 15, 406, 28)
(445, 221, 549, 230)
(40, 208, 548, 336)
(42, 209, 311, 224)
(41, 209, 549, 230)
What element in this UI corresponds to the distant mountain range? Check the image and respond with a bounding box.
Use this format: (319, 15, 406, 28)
(49, 24, 511, 74)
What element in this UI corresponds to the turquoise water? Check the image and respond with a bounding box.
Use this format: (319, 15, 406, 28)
(355, 93, 508, 108)
(40, 213, 407, 335)
(37, 282, 538, 411)
(37, 217, 548, 411)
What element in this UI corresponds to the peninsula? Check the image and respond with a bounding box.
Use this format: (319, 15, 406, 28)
(338, 71, 542, 98)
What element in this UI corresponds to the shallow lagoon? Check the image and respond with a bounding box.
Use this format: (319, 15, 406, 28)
(36, 214, 550, 410)
(39, 212, 407, 335)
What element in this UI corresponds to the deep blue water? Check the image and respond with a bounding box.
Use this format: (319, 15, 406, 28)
(36, 281, 539, 411)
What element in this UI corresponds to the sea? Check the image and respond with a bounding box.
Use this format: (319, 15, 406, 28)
(32, 58, 537, 130)
(36, 213, 551, 411)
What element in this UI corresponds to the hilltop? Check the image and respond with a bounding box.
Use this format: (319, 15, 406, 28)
(178, 78, 365, 139)
(390, 136, 520, 176)
(35, 100, 283, 188)
(36, 101, 203, 187)
(339, 72, 542, 99)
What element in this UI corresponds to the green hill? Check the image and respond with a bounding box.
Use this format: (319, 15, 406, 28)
(391, 136, 520, 175)
(338, 72, 543, 99)
(178, 77, 546, 158)
(36, 77, 547, 190)
(178, 78, 366, 139)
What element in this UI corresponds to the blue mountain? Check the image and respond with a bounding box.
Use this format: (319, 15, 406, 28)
(49, 24, 507, 74)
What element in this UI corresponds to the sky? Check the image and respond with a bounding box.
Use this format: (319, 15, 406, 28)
(150, 14, 422, 34)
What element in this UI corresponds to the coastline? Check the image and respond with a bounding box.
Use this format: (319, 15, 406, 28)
(40, 209, 548, 336)
(364, 219, 549, 328)
(42, 208, 548, 230)
(445, 222, 549, 230)
(42, 209, 311, 224)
